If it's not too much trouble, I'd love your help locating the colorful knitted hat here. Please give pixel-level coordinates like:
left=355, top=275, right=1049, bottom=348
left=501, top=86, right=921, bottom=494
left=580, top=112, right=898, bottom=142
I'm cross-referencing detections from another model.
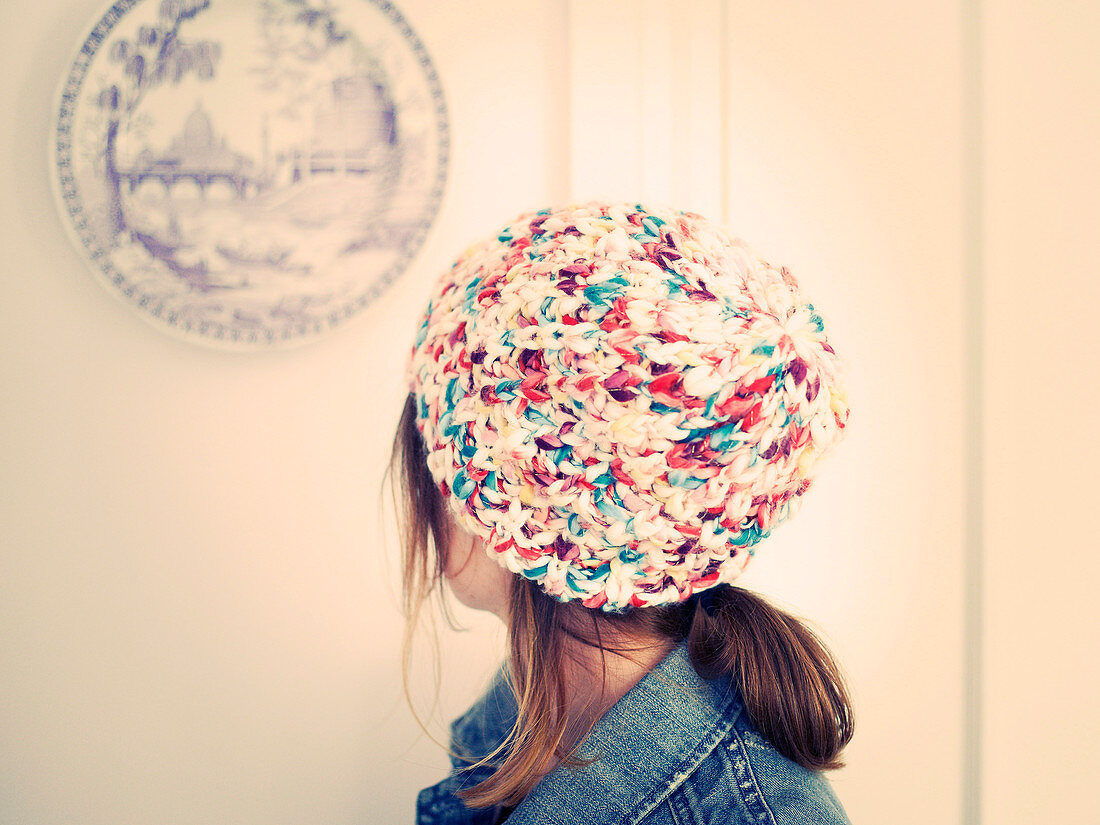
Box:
left=406, top=202, right=849, bottom=611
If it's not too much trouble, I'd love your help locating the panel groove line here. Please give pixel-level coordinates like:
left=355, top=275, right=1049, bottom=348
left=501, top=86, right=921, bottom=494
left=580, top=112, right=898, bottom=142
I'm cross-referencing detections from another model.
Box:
left=567, top=0, right=724, bottom=211
left=962, top=0, right=984, bottom=823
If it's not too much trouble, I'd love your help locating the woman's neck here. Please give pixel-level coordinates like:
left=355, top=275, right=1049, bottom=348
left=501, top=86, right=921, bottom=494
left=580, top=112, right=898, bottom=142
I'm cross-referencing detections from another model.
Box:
left=557, top=632, right=677, bottom=756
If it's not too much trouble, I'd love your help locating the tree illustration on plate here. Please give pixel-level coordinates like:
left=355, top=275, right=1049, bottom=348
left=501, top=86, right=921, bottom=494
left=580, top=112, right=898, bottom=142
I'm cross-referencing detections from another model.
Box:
left=96, top=0, right=220, bottom=239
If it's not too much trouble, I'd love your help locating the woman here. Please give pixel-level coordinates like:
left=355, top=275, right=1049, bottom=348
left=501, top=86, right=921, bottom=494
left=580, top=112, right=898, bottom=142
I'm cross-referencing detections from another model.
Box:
left=391, top=202, right=853, bottom=824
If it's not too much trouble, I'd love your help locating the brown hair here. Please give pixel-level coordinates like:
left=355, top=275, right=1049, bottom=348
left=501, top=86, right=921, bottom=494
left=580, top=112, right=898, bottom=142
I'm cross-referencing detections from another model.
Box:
left=388, top=393, right=853, bottom=808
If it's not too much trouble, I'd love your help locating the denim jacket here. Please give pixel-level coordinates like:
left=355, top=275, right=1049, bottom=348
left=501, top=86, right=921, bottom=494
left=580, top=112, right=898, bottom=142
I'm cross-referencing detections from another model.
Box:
left=417, top=642, right=851, bottom=825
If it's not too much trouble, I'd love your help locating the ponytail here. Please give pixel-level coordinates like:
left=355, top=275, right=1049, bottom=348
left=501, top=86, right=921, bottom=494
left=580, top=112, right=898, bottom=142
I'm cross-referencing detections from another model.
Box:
left=458, top=583, right=852, bottom=809
left=687, top=585, right=853, bottom=771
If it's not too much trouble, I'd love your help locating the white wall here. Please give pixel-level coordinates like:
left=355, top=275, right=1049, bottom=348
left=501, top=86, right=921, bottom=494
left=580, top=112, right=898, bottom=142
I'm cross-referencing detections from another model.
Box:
left=1, top=1, right=1095, bottom=824
left=0, top=2, right=566, bottom=823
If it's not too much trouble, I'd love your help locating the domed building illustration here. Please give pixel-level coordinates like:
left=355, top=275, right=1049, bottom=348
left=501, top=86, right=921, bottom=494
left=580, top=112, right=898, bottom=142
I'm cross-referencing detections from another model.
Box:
left=120, top=103, right=258, bottom=199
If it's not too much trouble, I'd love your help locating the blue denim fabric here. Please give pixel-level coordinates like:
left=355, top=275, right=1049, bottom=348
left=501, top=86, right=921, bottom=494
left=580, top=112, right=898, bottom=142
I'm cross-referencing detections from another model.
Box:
left=417, top=642, right=851, bottom=825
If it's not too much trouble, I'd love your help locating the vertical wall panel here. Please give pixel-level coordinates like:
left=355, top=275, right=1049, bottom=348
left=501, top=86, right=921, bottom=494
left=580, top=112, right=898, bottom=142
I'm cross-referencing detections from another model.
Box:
left=568, top=0, right=724, bottom=211
left=981, top=3, right=1100, bottom=823
left=722, top=3, right=967, bottom=823
left=681, top=0, right=726, bottom=221
left=638, top=0, right=677, bottom=202
left=568, top=4, right=644, bottom=199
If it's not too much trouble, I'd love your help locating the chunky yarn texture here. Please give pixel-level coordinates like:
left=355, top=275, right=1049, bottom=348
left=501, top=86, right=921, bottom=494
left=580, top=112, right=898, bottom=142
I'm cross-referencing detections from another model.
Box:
left=406, top=202, right=849, bottom=611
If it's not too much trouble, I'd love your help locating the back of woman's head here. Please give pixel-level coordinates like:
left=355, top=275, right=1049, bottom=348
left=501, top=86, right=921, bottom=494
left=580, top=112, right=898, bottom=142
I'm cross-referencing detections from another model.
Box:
left=390, top=202, right=853, bottom=807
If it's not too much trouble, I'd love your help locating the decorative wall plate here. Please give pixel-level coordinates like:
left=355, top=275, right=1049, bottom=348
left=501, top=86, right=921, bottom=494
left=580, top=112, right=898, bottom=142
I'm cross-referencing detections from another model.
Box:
left=51, top=0, right=448, bottom=348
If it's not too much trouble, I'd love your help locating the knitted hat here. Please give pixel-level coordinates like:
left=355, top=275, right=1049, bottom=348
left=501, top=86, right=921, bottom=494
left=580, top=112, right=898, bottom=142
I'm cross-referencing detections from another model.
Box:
left=406, top=202, right=849, bottom=611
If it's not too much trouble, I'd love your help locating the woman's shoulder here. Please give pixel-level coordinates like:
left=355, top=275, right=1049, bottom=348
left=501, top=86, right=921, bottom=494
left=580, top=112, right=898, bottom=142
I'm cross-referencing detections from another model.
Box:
left=653, top=692, right=850, bottom=825
left=448, top=664, right=517, bottom=768
left=428, top=645, right=850, bottom=825
left=496, top=642, right=849, bottom=825
left=417, top=667, right=517, bottom=825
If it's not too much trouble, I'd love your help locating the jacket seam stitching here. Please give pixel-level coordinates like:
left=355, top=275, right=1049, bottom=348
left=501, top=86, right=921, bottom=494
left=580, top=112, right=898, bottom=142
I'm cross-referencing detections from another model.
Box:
left=730, top=730, right=778, bottom=825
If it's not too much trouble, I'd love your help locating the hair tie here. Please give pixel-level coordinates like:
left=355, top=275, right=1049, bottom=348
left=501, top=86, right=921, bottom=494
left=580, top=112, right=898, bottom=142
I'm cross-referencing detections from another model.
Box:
left=696, top=585, right=729, bottom=618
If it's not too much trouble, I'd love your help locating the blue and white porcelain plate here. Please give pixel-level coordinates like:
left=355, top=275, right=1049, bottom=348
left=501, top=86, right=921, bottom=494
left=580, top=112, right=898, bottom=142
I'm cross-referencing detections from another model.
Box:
left=51, top=0, right=448, bottom=348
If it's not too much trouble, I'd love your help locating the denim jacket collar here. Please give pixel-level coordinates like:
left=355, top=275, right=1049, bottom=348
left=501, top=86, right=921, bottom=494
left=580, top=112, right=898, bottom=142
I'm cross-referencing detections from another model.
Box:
left=419, top=642, right=743, bottom=825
